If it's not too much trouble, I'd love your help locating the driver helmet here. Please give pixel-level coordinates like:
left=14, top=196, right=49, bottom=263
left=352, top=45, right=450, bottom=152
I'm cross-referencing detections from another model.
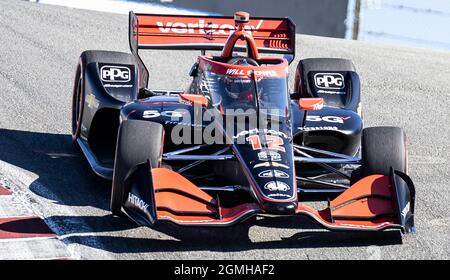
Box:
left=224, top=76, right=253, bottom=101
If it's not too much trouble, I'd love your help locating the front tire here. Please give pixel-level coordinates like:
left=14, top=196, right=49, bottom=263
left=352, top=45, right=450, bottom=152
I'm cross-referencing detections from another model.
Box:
left=360, top=127, right=407, bottom=177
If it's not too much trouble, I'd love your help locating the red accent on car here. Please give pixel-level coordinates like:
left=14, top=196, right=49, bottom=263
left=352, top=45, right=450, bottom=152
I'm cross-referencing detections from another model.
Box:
left=299, top=98, right=324, bottom=111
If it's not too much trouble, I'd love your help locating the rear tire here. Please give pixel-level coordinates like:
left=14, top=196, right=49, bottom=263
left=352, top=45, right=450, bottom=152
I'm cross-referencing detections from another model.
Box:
left=71, top=62, right=84, bottom=145
left=294, top=58, right=360, bottom=113
left=295, top=58, right=356, bottom=97
left=71, top=50, right=139, bottom=146
left=360, top=127, right=407, bottom=177
left=110, top=120, right=164, bottom=216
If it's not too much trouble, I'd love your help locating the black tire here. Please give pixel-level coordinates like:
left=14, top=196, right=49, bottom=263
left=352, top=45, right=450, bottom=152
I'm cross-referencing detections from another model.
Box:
left=298, top=58, right=356, bottom=73
left=110, top=120, right=164, bottom=215
left=71, top=62, right=84, bottom=145
left=360, top=127, right=407, bottom=177
left=80, top=50, right=138, bottom=67
left=295, top=58, right=356, bottom=96
left=294, top=58, right=360, bottom=112
left=71, top=50, right=137, bottom=145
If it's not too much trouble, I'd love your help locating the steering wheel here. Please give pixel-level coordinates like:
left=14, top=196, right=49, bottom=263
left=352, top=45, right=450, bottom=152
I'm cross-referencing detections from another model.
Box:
left=226, top=56, right=259, bottom=67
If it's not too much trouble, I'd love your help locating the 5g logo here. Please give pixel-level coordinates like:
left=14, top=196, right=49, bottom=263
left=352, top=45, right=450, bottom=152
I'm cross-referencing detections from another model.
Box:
left=314, top=73, right=345, bottom=90
left=101, top=65, right=131, bottom=82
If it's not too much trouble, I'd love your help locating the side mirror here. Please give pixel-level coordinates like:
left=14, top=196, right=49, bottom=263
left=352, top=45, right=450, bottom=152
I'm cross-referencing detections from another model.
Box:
left=299, top=98, right=324, bottom=111
left=179, top=94, right=209, bottom=107
left=189, top=63, right=198, bottom=77
left=283, top=54, right=294, bottom=64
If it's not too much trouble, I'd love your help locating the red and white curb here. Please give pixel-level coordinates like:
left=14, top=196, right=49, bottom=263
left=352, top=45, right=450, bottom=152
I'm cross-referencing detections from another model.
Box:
left=0, top=184, right=11, bottom=196
left=0, top=183, right=72, bottom=260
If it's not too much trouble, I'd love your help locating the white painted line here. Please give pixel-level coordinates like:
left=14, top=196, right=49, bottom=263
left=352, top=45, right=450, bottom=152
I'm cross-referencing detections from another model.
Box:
left=0, top=215, right=44, bottom=219
left=58, top=232, right=101, bottom=240
left=0, top=236, right=56, bottom=243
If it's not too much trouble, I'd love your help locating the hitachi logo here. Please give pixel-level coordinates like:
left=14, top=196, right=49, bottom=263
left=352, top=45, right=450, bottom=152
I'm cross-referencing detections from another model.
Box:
left=128, top=193, right=149, bottom=211
left=156, top=19, right=264, bottom=35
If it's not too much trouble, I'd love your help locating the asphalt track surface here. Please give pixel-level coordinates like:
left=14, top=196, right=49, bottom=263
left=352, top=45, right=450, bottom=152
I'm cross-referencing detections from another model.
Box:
left=0, top=0, right=449, bottom=259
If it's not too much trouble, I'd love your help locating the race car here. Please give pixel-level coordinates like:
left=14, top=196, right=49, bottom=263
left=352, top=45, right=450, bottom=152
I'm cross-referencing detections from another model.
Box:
left=71, top=11, right=415, bottom=233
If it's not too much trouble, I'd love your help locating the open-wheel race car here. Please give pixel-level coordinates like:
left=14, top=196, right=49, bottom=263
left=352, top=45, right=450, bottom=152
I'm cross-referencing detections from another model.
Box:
left=71, top=11, right=415, bottom=233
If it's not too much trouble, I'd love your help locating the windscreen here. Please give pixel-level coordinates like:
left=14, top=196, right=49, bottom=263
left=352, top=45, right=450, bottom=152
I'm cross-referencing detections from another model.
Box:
left=203, top=71, right=289, bottom=117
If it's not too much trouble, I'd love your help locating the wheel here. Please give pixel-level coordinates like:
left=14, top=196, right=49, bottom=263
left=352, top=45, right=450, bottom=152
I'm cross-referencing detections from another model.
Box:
left=360, top=127, right=407, bottom=177
left=110, top=119, right=164, bottom=215
left=71, top=62, right=84, bottom=145
left=71, top=50, right=140, bottom=146
left=294, top=58, right=360, bottom=113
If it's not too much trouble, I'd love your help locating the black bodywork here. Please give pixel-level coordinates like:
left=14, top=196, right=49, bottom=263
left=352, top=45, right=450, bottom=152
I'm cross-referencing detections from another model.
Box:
left=76, top=58, right=362, bottom=206
left=72, top=11, right=415, bottom=233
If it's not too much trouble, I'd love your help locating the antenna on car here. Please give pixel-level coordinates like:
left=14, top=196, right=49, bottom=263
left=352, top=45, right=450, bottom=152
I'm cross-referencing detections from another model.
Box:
left=234, top=11, right=250, bottom=30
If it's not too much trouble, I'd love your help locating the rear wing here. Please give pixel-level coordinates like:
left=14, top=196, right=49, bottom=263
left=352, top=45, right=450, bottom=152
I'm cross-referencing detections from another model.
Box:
left=129, top=11, right=295, bottom=57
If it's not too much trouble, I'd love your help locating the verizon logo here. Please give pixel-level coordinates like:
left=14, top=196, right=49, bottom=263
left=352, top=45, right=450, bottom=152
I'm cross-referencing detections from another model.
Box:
left=156, top=19, right=264, bottom=35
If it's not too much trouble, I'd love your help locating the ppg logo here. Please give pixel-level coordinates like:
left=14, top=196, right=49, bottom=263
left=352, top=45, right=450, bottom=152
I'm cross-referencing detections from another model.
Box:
left=314, top=73, right=345, bottom=89
left=101, top=65, right=131, bottom=82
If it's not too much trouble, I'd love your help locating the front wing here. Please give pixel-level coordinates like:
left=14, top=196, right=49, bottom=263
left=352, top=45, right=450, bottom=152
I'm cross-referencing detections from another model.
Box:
left=122, top=164, right=415, bottom=233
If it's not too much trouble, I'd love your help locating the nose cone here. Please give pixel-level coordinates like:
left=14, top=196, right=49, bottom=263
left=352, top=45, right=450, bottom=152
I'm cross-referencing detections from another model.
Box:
left=232, top=128, right=298, bottom=214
